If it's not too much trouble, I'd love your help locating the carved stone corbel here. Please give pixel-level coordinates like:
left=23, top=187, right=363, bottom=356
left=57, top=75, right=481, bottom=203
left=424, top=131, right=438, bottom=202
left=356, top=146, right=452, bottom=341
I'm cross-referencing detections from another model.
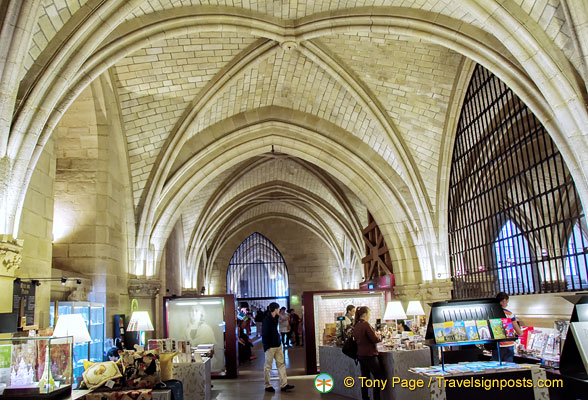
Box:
left=128, top=278, right=161, bottom=298
left=394, top=280, right=453, bottom=302
left=0, top=235, right=24, bottom=276
left=67, top=281, right=91, bottom=301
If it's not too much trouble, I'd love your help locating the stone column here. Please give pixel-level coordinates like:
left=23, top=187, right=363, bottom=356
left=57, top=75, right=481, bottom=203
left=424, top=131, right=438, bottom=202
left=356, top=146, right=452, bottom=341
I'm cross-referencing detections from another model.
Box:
left=128, top=279, right=162, bottom=339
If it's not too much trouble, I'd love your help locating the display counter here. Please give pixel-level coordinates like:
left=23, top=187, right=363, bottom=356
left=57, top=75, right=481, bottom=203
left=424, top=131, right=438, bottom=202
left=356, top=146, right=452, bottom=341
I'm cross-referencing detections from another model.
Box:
left=304, top=289, right=387, bottom=374
left=319, top=345, right=431, bottom=400
left=409, top=361, right=549, bottom=400
left=172, top=358, right=211, bottom=400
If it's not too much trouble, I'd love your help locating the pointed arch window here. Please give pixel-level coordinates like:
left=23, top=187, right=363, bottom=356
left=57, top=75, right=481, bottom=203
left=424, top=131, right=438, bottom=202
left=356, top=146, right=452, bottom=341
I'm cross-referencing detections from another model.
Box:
left=565, top=222, right=588, bottom=290
left=227, top=233, right=289, bottom=299
left=449, top=64, right=587, bottom=298
left=494, top=220, right=535, bottom=294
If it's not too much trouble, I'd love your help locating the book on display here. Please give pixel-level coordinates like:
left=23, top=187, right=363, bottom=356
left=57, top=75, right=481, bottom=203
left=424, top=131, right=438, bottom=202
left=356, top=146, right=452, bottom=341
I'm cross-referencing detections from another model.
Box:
left=433, top=323, right=446, bottom=344
left=452, top=321, right=468, bottom=341
left=476, top=320, right=492, bottom=340
left=490, top=318, right=506, bottom=339
left=443, top=321, right=455, bottom=342
left=464, top=320, right=480, bottom=340
left=501, top=318, right=516, bottom=338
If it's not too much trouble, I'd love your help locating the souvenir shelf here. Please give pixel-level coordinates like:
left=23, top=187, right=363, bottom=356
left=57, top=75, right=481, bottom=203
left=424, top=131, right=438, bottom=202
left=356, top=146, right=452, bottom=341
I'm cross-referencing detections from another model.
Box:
left=49, top=302, right=104, bottom=382
left=0, top=335, right=74, bottom=399
left=425, top=298, right=513, bottom=370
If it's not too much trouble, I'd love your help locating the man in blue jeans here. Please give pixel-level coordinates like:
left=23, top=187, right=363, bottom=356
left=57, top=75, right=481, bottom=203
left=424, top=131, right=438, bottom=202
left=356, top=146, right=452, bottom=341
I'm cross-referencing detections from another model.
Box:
left=262, top=302, right=295, bottom=393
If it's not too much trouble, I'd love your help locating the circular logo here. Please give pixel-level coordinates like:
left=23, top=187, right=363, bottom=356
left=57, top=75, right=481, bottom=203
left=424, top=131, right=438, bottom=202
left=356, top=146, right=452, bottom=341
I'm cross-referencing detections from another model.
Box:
left=314, top=373, right=334, bottom=393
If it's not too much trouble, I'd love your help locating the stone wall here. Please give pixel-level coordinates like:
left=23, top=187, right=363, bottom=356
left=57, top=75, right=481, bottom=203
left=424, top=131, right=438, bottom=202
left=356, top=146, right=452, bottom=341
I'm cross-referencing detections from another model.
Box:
left=51, top=80, right=130, bottom=335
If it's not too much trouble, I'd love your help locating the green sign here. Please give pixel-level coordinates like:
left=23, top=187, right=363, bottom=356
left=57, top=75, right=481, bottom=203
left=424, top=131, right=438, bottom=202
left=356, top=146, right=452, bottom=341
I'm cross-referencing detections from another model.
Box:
left=0, top=345, right=11, bottom=369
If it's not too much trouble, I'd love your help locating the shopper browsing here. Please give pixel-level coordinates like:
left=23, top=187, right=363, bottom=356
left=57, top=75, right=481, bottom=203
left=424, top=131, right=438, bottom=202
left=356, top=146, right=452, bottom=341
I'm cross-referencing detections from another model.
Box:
left=493, top=292, right=523, bottom=362
left=288, top=308, right=301, bottom=346
left=262, top=302, right=295, bottom=393
left=254, top=308, right=264, bottom=337
left=353, top=306, right=385, bottom=400
left=397, top=321, right=411, bottom=333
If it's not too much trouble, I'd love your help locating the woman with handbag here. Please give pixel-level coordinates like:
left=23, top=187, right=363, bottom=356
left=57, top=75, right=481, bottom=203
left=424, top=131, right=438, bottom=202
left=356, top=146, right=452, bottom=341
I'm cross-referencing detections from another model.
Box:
left=353, top=306, right=385, bottom=400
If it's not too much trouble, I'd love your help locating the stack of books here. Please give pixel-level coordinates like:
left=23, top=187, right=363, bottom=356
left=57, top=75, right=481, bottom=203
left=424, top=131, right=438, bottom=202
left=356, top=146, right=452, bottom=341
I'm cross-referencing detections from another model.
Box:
left=409, top=361, right=537, bottom=377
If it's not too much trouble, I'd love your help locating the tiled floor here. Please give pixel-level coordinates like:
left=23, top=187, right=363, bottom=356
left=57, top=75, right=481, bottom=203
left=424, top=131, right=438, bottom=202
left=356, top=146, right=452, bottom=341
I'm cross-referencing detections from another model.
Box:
left=211, top=336, right=349, bottom=399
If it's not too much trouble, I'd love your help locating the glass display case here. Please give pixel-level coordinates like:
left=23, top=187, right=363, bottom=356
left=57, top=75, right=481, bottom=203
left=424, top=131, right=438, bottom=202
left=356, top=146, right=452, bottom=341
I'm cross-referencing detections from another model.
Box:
left=164, top=295, right=237, bottom=378
left=49, top=302, right=104, bottom=382
left=560, top=295, right=588, bottom=379
left=302, top=289, right=387, bottom=374
left=0, top=336, right=73, bottom=399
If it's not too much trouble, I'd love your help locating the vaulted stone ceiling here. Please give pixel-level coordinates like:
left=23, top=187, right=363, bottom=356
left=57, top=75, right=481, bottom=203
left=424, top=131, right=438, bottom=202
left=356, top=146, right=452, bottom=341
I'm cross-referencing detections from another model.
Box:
left=6, top=0, right=587, bottom=290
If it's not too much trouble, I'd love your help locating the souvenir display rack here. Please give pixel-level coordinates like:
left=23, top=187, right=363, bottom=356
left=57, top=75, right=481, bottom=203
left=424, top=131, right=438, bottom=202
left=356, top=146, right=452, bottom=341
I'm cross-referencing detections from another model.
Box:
left=425, top=298, right=511, bottom=370
left=0, top=335, right=74, bottom=399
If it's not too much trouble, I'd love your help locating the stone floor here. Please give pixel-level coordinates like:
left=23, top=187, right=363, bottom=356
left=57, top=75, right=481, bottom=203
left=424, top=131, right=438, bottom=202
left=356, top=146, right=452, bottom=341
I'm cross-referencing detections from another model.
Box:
left=211, top=335, right=349, bottom=399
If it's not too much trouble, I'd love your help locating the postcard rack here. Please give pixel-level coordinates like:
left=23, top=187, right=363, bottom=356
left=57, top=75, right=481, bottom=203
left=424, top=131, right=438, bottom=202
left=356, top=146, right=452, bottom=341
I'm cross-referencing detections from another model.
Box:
left=425, top=298, right=510, bottom=370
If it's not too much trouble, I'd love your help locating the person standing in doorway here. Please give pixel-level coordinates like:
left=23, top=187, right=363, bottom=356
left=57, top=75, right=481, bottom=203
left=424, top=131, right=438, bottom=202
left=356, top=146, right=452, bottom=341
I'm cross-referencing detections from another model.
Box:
left=278, top=307, right=291, bottom=347
left=262, top=302, right=295, bottom=393
left=493, top=292, right=523, bottom=362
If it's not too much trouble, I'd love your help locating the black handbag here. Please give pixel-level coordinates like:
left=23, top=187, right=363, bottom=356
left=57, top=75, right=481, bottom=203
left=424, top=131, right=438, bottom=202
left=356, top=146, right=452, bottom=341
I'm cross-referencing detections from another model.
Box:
left=342, top=335, right=358, bottom=361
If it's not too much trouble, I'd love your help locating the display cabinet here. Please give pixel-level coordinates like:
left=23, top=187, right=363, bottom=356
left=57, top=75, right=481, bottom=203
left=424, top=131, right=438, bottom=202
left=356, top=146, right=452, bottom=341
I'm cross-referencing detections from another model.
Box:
left=560, top=295, right=588, bottom=379
left=49, top=302, right=104, bottom=382
left=302, top=289, right=387, bottom=374
left=425, top=298, right=513, bottom=369
left=164, top=295, right=237, bottom=378
left=0, top=335, right=73, bottom=399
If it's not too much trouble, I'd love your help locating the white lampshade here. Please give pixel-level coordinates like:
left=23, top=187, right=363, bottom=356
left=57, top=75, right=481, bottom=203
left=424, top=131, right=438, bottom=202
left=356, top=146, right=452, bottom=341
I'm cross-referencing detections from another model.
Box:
left=406, top=301, right=425, bottom=316
left=53, top=314, right=91, bottom=343
left=383, top=301, right=407, bottom=320
left=127, top=311, right=154, bottom=332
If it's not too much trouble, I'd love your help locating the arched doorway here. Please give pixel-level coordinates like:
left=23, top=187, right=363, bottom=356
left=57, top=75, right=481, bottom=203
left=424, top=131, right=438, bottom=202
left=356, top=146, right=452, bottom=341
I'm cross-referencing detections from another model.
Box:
left=227, top=233, right=289, bottom=313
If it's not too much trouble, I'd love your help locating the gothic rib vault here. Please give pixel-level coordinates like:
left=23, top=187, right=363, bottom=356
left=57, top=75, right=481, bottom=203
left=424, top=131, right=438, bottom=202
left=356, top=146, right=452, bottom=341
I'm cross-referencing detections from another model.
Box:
left=1, top=1, right=587, bottom=319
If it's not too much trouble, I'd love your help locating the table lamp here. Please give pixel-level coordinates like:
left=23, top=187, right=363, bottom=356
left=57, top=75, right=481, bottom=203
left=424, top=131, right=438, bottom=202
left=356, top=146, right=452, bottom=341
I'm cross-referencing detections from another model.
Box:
left=406, top=301, right=426, bottom=329
left=53, top=313, right=92, bottom=343
left=127, top=311, right=154, bottom=347
left=52, top=314, right=92, bottom=387
left=383, top=301, right=407, bottom=334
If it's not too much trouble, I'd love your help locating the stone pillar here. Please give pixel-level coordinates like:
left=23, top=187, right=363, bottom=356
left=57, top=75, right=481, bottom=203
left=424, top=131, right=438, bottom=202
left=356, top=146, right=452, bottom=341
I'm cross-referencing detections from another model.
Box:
left=128, top=279, right=162, bottom=339
left=0, top=235, right=23, bottom=313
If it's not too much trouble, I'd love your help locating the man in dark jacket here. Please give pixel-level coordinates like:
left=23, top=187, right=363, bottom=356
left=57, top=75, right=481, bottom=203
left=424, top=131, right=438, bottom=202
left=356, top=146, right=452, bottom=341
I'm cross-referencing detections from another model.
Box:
left=262, top=302, right=295, bottom=393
